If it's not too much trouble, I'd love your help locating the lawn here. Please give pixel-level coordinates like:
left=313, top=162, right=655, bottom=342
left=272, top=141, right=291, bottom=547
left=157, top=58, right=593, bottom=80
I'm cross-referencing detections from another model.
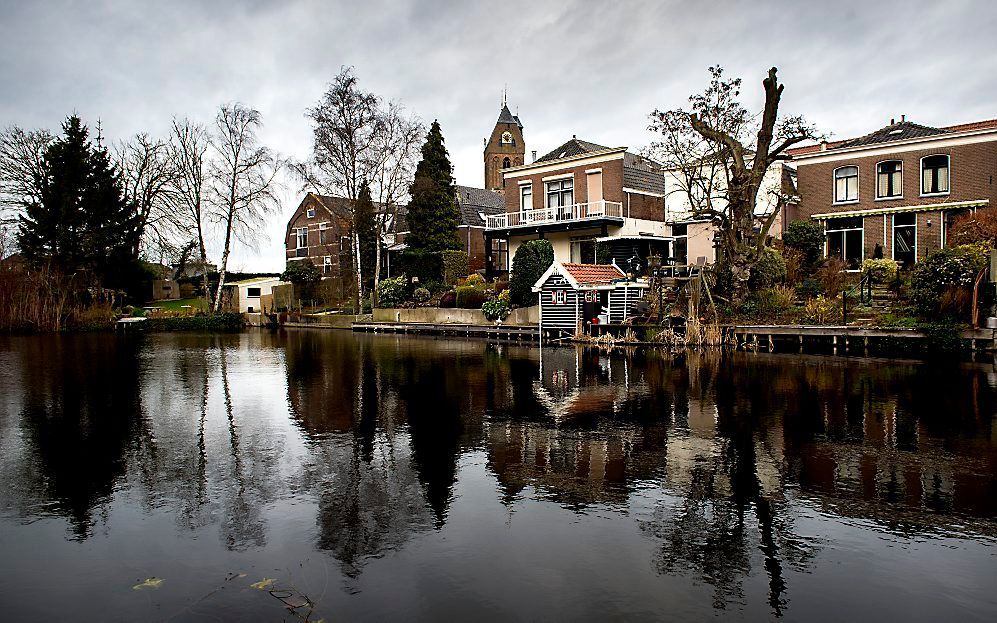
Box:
left=143, top=297, right=210, bottom=312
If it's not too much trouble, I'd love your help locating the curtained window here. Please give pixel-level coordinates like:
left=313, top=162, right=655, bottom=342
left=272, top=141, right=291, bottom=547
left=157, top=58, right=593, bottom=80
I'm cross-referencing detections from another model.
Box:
left=876, top=161, right=902, bottom=198
left=922, top=155, right=950, bottom=195
left=834, top=166, right=859, bottom=202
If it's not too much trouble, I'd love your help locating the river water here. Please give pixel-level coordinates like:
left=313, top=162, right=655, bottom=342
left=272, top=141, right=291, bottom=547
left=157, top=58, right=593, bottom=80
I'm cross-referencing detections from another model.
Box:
left=0, top=330, right=995, bottom=621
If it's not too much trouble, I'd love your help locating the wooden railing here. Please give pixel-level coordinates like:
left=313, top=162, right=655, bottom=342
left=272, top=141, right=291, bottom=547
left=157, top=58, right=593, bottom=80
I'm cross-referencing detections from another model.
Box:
left=486, top=200, right=624, bottom=229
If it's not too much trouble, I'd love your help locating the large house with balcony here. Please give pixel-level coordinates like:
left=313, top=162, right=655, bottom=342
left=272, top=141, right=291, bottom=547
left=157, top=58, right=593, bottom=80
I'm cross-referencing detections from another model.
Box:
left=788, top=117, right=997, bottom=269
left=484, top=137, right=677, bottom=279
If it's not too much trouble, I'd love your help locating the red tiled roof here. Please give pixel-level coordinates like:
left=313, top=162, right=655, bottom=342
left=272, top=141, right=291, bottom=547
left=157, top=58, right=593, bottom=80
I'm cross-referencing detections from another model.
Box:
left=561, top=263, right=625, bottom=285
left=943, top=118, right=997, bottom=132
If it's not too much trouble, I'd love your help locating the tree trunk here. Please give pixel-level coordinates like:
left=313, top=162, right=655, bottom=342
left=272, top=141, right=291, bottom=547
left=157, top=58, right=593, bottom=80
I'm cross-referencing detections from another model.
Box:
left=353, top=231, right=362, bottom=313
left=213, top=213, right=233, bottom=312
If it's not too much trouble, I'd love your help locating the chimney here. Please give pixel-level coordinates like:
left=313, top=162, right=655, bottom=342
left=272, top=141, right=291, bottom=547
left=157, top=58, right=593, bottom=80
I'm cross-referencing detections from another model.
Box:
left=820, top=141, right=827, bottom=152
left=890, top=118, right=895, bottom=125
left=531, top=150, right=537, bottom=163
left=572, top=134, right=576, bottom=139
left=901, top=114, right=906, bottom=123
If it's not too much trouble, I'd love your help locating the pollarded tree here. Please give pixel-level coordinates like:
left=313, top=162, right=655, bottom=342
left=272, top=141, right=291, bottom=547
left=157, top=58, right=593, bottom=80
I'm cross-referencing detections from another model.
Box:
left=405, top=120, right=460, bottom=253
left=649, top=66, right=822, bottom=303
left=17, top=115, right=140, bottom=288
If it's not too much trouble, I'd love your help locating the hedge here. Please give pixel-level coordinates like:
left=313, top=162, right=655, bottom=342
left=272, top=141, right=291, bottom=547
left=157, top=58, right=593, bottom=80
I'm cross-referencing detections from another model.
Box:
left=509, top=239, right=554, bottom=306
left=144, top=313, right=245, bottom=332
left=442, top=250, right=469, bottom=285
left=397, top=249, right=443, bottom=284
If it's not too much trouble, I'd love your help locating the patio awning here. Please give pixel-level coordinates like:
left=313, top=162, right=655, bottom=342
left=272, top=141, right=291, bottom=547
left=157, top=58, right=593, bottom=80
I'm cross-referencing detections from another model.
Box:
left=593, top=234, right=672, bottom=242
left=810, top=199, right=989, bottom=220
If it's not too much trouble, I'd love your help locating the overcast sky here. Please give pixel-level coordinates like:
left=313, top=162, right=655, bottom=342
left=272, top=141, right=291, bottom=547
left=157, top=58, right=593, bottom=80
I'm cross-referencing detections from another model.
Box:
left=2, top=0, right=994, bottom=271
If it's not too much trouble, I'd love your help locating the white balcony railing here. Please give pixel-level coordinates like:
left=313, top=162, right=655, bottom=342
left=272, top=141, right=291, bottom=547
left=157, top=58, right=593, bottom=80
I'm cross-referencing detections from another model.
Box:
left=486, top=200, right=624, bottom=230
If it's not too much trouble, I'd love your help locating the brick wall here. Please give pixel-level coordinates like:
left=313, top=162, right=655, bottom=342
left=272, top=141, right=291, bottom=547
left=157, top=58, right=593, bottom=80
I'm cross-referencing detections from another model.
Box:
left=504, top=158, right=626, bottom=212
left=284, top=195, right=352, bottom=273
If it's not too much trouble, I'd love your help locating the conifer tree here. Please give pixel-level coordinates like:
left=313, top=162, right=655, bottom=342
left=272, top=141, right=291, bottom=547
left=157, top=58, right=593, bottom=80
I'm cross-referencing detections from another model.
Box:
left=353, top=180, right=378, bottom=289
left=405, top=121, right=460, bottom=253
left=18, top=115, right=139, bottom=288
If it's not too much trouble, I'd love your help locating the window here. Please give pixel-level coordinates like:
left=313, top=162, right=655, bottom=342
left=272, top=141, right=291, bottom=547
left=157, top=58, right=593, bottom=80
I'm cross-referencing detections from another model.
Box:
left=892, top=213, right=916, bottom=266
left=672, top=224, right=688, bottom=265
left=876, top=161, right=902, bottom=199
left=520, top=183, right=532, bottom=211
left=295, top=227, right=308, bottom=249
left=491, top=238, right=508, bottom=271
left=319, top=222, right=328, bottom=245
left=922, top=155, right=950, bottom=195
left=554, top=290, right=566, bottom=305
left=323, top=256, right=332, bottom=273
left=834, top=166, right=859, bottom=203
left=502, top=157, right=511, bottom=169
left=306, top=207, right=315, bottom=218
left=825, top=216, right=863, bottom=270
left=247, top=287, right=261, bottom=297
left=546, top=178, right=573, bottom=209
left=570, top=237, right=596, bottom=264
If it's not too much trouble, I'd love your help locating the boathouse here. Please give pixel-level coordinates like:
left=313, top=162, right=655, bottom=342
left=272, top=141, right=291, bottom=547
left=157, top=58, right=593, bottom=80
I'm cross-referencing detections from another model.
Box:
left=533, top=262, right=648, bottom=333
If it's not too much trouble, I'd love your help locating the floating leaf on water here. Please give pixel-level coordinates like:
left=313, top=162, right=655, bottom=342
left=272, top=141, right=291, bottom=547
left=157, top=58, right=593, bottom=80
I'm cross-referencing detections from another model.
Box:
left=250, top=578, right=274, bottom=590
left=132, top=577, right=164, bottom=590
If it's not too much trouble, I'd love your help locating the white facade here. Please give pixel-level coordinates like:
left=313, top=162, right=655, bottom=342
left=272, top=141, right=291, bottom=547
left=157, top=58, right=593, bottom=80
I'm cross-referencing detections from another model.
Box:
left=231, top=278, right=283, bottom=314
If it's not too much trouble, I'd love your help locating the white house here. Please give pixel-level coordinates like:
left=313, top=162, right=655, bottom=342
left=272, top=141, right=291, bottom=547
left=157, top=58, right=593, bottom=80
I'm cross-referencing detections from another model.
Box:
left=228, top=277, right=284, bottom=314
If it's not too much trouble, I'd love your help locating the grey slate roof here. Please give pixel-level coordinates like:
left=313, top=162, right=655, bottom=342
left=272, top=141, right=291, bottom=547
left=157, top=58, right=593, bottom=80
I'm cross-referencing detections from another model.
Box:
left=455, top=185, right=504, bottom=227
left=496, top=105, right=523, bottom=129
left=314, top=193, right=409, bottom=233
left=535, top=138, right=611, bottom=163
left=623, top=152, right=666, bottom=195
left=834, top=121, right=949, bottom=149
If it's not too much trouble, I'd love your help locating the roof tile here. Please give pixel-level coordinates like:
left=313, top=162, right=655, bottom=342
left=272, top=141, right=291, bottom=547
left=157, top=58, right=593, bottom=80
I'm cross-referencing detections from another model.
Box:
left=561, top=262, right=626, bottom=285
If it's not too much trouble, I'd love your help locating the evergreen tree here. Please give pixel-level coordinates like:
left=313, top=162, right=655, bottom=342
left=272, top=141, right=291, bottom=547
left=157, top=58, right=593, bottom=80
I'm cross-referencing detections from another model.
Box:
left=18, top=116, right=139, bottom=288
left=405, top=121, right=460, bottom=253
left=353, top=180, right=378, bottom=288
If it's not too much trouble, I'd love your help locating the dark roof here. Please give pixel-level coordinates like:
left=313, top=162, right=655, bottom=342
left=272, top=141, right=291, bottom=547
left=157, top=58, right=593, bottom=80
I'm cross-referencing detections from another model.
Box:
left=623, top=152, right=666, bottom=195
left=834, top=121, right=949, bottom=149
left=455, top=185, right=504, bottom=227
left=496, top=105, right=523, bottom=129
left=312, top=194, right=354, bottom=218
left=535, top=137, right=611, bottom=163
left=309, top=193, right=409, bottom=233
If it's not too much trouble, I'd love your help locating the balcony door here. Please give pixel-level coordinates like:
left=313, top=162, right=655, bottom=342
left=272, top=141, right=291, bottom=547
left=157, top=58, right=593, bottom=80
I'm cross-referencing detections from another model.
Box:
left=586, top=171, right=603, bottom=217
left=546, top=178, right=573, bottom=220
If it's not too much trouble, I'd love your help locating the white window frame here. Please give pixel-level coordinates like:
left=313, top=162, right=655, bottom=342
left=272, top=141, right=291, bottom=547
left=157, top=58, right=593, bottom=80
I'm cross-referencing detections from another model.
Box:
left=554, top=289, right=566, bottom=305
left=920, top=154, right=951, bottom=197
left=520, top=183, right=532, bottom=211
left=319, top=222, right=329, bottom=245
left=306, top=207, right=316, bottom=218
left=832, top=165, right=859, bottom=204
left=545, top=178, right=574, bottom=210
left=875, top=160, right=903, bottom=201
left=891, top=213, right=917, bottom=265
left=295, top=227, right=308, bottom=249
left=323, top=255, right=332, bottom=273
left=824, top=216, right=864, bottom=271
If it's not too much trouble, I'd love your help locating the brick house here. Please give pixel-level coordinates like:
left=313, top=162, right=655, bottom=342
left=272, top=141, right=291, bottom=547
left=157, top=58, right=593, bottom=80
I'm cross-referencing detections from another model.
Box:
left=789, top=117, right=997, bottom=269
left=456, top=185, right=505, bottom=272
left=485, top=137, right=674, bottom=279
left=284, top=192, right=354, bottom=298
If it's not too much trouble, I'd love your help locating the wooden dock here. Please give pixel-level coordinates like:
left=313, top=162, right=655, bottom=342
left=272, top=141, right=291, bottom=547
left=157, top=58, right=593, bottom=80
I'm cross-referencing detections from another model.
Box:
left=352, top=322, right=539, bottom=341
left=729, top=324, right=997, bottom=353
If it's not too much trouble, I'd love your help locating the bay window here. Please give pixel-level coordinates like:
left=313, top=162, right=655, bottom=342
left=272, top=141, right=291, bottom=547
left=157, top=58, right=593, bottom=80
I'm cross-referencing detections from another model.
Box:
left=825, top=216, right=863, bottom=270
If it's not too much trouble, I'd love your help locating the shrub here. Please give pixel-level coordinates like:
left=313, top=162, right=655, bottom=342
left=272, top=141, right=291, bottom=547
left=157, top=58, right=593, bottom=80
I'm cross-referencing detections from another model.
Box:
left=464, top=273, right=485, bottom=286
left=281, top=259, right=321, bottom=284
left=423, top=280, right=447, bottom=294
left=782, top=248, right=806, bottom=285
left=482, top=297, right=511, bottom=321
left=509, top=239, right=554, bottom=306
left=412, top=287, right=431, bottom=304
left=910, top=244, right=989, bottom=317
left=144, top=312, right=245, bottom=332
left=442, top=250, right=469, bottom=285
left=817, top=257, right=849, bottom=296
left=947, top=210, right=997, bottom=246
left=439, top=291, right=457, bottom=308
left=803, top=295, right=839, bottom=324
left=782, top=221, right=825, bottom=267
left=862, top=258, right=899, bottom=283
left=749, top=247, right=787, bottom=289
left=397, top=249, right=443, bottom=284
left=455, top=285, right=488, bottom=309
left=376, top=276, right=408, bottom=308
left=757, top=285, right=796, bottom=316
left=795, top=278, right=822, bottom=300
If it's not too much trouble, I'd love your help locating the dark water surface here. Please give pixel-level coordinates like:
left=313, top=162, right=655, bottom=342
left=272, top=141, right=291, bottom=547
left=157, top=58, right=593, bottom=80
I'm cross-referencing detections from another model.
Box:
left=1, top=331, right=996, bottom=621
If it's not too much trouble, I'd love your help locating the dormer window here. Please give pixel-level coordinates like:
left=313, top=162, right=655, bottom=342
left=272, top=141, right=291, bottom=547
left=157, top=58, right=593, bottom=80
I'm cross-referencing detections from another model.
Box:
left=833, top=166, right=859, bottom=203
left=876, top=161, right=902, bottom=199
left=921, top=155, right=950, bottom=195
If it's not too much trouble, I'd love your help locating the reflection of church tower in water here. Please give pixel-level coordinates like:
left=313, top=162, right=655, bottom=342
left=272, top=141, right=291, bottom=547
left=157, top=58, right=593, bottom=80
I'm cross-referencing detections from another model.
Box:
left=483, top=91, right=525, bottom=193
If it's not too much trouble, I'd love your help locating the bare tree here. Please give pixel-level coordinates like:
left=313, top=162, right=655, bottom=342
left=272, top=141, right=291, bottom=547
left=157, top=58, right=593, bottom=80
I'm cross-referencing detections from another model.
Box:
left=169, top=118, right=212, bottom=304
left=209, top=103, right=281, bottom=312
left=0, top=126, right=52, bottom=230
left=649, top=66, right=821, bottom=302
left=117, top=133, right=178, bottom=262
left=297, top=67, right=422, bottom=307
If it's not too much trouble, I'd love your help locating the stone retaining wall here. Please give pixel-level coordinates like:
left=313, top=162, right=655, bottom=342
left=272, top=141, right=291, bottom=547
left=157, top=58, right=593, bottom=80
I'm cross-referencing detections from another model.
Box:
left=372, top=306, right=539, bottom=325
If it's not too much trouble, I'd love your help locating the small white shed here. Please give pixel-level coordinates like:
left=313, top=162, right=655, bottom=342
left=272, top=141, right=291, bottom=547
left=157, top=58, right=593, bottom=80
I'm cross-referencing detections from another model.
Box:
left=228, top=277, right=284, bottom=313
left=532, top=262, right=647, bottom=332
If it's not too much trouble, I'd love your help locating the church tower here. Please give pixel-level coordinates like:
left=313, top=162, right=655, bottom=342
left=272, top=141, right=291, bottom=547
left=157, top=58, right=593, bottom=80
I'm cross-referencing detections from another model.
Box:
left=484, top=96, right=525, bottom=193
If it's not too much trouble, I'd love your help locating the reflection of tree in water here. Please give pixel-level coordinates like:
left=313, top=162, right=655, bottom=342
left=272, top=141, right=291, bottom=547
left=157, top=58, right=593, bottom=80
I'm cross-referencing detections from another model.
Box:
left=14, top=334, right=147, bottom=540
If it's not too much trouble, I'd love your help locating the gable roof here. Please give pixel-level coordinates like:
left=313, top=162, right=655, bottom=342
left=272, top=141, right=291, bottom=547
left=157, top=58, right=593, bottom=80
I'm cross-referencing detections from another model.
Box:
left=455, top=185, right=504, bottom=227
left=788, top=117, right=997, bottom=157
left=532, top=137, right=666, bottom=195
left=496, top=104, right=523, bottom=129
left=533, top=261, right=628, bottom=291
